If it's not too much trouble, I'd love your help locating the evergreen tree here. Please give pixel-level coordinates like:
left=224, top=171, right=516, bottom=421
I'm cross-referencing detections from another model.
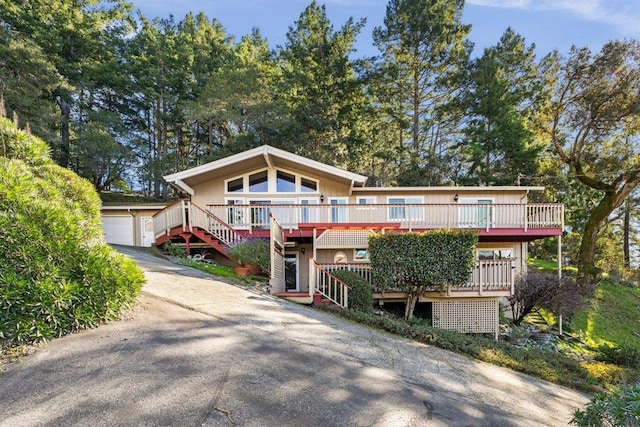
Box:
left=372, top=0, right=471, bottom=186
left=458, top=28, right=549, bottom=185
left=277, top=1, right=368, bottom=169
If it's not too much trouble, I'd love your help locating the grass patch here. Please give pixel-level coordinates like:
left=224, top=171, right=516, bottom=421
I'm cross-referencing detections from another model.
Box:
left=570, top=280, right=640, bottom=351
left=175, top=257, right=267, bottom=286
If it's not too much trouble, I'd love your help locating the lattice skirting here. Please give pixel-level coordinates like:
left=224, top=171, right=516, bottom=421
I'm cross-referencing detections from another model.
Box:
left=315, top=229, right=374, bottom=248
left=431, top=298, right=499, bottom=336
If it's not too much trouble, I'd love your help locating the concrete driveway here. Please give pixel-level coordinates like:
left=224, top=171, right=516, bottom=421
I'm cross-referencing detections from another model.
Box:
left=0, top=247, right=589, bottom=426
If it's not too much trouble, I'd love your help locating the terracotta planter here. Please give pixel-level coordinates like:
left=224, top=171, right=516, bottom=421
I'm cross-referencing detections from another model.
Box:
left=234, top=266, right=249, bottom=277
left=245, top=263, right=261, bottom=275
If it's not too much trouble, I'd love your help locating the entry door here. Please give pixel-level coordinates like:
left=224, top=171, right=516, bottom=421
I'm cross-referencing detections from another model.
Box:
left=141, top=217, right=155, bottom=247
left=284, top=252, right=298, bottom=291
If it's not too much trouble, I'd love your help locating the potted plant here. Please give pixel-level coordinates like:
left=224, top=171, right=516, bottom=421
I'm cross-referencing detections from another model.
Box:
left=228, top=238, right=270, bottom=275
left=506, top=325, right=530, bottom=346
left=530, top=328, right=554, bottom=344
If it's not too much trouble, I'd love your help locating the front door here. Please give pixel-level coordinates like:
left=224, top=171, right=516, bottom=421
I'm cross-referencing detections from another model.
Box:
left=284, top=252, right=298, bottom=291
left=141, top=217, right=155, bottom=247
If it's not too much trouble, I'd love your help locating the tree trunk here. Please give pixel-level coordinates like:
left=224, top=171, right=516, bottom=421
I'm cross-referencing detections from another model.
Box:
left=56, top=97, right=71, bottom=168
left=404, top=285, right=422, bottom=321
left=577, top=191, right=622, bottom=289
left=624, top=198, right=631, bottom=270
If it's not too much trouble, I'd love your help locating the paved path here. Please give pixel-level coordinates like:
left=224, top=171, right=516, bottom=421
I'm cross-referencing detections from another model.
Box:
left=0, top=247, right=589, bottom=426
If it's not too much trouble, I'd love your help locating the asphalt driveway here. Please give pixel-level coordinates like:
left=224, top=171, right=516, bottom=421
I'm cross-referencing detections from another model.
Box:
left=0, top=247, right=589, bottom=426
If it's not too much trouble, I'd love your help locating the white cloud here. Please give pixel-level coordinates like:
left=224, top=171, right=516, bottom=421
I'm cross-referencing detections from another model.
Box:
left=467, top=0, right=640, bottom=35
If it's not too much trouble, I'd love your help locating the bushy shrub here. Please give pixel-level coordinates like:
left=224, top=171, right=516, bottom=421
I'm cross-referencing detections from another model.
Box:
left=596, top=343, right=640, bottom=370
left=0, top=118, right=144, bottom=344
left=509, top=271, right=587, bottom=324
left=571, top=383, right=640, bottom=426
left=331, top=269, right=373, bottom=313
left=228, top=238, right=270, bottom=271
left=369, top=230, right=477, bottom=319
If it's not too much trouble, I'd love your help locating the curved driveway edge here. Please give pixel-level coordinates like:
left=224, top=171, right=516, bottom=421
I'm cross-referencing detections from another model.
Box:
left=0, top=246, right=589, bottom=426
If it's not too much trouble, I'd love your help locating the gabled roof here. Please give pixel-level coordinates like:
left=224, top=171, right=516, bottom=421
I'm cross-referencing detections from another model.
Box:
left=164, top=145, right=368, bottom=195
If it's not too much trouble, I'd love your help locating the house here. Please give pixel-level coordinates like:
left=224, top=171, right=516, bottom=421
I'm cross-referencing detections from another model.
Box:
left=154, top=145, right=563, bottom=337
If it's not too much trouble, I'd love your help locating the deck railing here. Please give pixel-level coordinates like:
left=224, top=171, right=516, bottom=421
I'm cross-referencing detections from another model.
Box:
left=310, top=260, right=350, bottom=307
left=153, top=200, right=188, bottom=238
left=153, top=200, right=244, bottom=246
left=318, top=259, right=514, bottom=295
left=205, top=203, right=563, bottom=232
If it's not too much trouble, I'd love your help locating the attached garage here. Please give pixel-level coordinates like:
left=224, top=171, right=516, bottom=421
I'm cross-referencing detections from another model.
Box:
left=100, top=204, right=167, bottom=247
left=101, top=215, right=134, bottom=246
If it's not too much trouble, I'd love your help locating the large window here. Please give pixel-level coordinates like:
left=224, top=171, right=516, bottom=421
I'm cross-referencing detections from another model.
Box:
left=277, top=171, right=296, bottom=192
left=459, top=199, right=493, bottom=228
left=329, top=198, right=348, bottom=223
left=225, top=169, right=318, bottom=194
left=249, top=171, right=268, bottom=192
left=388, top=197, right=423, bottom=221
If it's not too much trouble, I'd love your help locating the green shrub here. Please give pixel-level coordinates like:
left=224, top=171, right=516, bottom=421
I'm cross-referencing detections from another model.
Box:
left=163, top=241, right=186, bottom=257
left=331, top=269, right=373, bottom=313
left=571, top=383, right=640, bottom=426
left=369, top=230, right=477, bottom=319
left=228, top=238, right=270, bottom=271
left=0, top=119, right=144, bottom=344
left=596, top=343, right=640, bottom=370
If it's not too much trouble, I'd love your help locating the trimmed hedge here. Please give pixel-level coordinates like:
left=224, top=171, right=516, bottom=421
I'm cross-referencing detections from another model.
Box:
left=369, top=230, right=478, bottom=292
left=331, top=269, right=373, bottom=313
left=0, top=118, right=144, bottom=344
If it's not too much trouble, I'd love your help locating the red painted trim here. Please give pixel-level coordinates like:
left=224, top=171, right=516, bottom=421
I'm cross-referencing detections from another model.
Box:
left=298, top=223, right=401, bottom=230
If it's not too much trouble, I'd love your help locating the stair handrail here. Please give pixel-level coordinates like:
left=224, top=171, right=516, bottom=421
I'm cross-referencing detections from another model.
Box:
left=311, top=259, right=351, bottom=308
left=189, top=202, right=244, bottom=247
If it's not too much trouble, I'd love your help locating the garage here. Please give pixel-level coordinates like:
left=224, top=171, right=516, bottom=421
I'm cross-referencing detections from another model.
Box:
left=101, top=215, right=134, bottom=246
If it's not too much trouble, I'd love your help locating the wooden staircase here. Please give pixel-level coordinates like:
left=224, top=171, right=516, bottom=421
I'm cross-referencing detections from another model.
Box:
left=153, top=200, right=244, bottom=259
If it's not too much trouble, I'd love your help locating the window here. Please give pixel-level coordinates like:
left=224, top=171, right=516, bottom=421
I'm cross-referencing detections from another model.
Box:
left=357, top=197, right=376, bottom=205
left=276, top=171, right=296, bottom=192
left=300, top=198, right=318, bottom=223
left=354, top=249, right=370, bottom=261
left=227, top=177, right=243, bottom=193
left=226, top=199, right=245, bottom=225
left=249, top=171, right=268, bottom=192
left=301, top=177, right=318, bottom=193
left=388, top=197, right=423, bottom=221
left=459, top=199, right=493, bottom=228
left=329, top=198, right=348, bottom=223
left=226, top=169, right=318, bottom=194
left=477, top=249, right=512, bottom=260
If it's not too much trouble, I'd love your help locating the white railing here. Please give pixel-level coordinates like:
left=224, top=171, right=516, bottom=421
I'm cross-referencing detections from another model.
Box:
left=205, top=203, right=563, bottom=232
left=153, top=199, right=244, bottom=246
left=310, top=260, right=350, bottom=307
left=153, top=200, right=188, bottom=238
left=458, top=259, right=514, bottom=295
left=190, top=203, right=243, bottom=246
left=316, top=259, right=514, bottom=295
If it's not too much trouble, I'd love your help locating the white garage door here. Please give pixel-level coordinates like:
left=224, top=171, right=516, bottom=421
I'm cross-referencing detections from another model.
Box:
left=101, top=215, right=134, bottom=246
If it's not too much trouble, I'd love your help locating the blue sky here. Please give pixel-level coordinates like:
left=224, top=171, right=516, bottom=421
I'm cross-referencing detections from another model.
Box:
left=130, top=0, right=640, bottom=58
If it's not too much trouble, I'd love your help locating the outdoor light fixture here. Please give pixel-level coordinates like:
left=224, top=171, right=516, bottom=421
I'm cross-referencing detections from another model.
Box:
left=320, top=194, right=324, bottom=202
left=454, top=194, right=459, bottom=202
left=301, top=248, right=306, bottom=255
